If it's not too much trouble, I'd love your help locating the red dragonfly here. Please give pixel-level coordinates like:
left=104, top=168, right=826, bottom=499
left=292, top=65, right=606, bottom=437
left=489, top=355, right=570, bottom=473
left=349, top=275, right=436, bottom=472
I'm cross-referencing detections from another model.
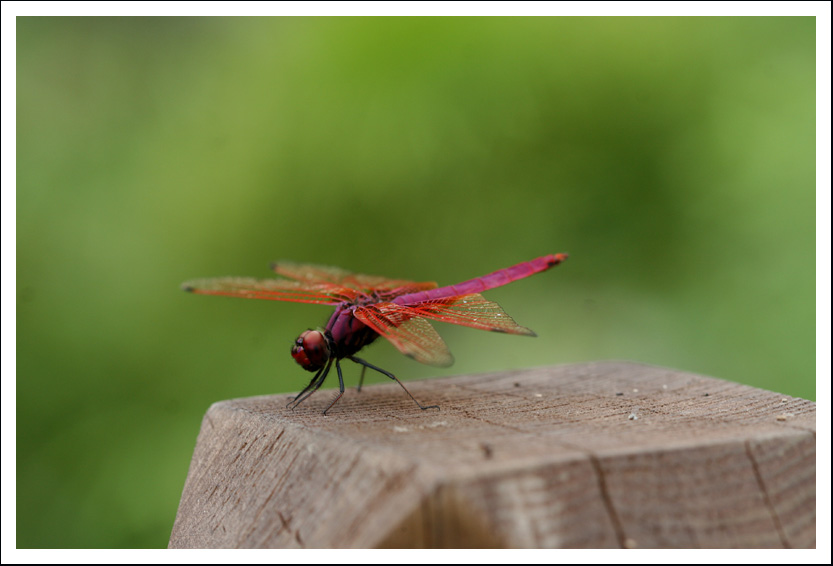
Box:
left=182, top=253, right=568, bottom=414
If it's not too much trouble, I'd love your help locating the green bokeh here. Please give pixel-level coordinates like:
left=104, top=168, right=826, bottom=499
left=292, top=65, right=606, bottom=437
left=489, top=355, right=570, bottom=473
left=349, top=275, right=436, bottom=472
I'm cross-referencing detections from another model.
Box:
left=16, top=17, right=815, bottom=548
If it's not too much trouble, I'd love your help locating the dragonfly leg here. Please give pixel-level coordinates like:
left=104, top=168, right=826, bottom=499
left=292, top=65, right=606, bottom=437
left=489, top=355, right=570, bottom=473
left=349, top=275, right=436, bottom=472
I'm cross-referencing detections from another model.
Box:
left=357, top=364, right=368, bottom=392
left=287, top=358, right=333, bottom=410
left=287, top=364, right=324, bottom=407
left=321, top=358, right=347, bottom=415
left=348, top=356, right=440, bottom=411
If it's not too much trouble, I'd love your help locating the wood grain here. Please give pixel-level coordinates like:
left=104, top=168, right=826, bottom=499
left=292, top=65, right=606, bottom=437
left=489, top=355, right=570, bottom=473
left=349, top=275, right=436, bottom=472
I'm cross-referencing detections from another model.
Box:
left=168, top=361, right=816, bottom=548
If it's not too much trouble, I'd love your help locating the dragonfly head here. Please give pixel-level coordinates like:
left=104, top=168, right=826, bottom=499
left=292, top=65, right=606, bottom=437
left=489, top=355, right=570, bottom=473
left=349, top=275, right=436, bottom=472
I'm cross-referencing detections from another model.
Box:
left=291, top=329, right=331, bottom=372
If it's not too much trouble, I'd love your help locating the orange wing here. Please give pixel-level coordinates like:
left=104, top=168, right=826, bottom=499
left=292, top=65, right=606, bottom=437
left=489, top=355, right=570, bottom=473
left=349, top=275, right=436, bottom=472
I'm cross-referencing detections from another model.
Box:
left=271, top=261, right=438, bottom=296
left=353, top=293, right=533, bottom=366
left=395, top=293, right=535, bottom=335
left=183, top=262, right=439, bottom=305
left=181, top=276, right=357, bottom=305
left=353, top=304, right=454, bottom=367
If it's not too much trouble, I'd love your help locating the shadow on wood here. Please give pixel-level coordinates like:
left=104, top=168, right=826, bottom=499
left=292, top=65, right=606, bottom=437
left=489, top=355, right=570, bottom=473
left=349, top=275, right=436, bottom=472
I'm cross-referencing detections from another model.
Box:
left=168, top=361, right=816, bottom=548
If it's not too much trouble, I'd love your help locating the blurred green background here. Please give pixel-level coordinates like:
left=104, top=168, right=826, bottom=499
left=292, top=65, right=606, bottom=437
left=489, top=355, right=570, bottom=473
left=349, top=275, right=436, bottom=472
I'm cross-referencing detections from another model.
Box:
left=16, top=17, right=815, bottom=548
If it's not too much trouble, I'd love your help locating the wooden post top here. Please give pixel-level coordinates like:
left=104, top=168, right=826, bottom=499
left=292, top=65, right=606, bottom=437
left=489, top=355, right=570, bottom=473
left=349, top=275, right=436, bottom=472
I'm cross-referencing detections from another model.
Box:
left=168, top=361, right=816, bottom=549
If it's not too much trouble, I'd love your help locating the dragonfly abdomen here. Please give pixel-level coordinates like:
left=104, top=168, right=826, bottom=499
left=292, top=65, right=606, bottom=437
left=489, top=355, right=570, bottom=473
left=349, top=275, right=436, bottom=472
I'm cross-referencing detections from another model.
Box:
left=392, top=253, right=567, bottom=304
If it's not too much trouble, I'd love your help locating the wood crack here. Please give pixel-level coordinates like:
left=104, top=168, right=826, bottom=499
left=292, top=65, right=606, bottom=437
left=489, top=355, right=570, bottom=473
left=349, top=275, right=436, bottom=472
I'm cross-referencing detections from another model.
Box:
left=588, top=453, right=627, bottom=548
left=744, top=440, right=790, bottom=548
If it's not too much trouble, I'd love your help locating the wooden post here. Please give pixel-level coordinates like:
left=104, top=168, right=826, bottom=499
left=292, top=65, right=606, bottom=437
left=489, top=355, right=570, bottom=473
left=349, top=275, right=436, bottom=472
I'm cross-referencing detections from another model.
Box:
left=168, top=361, right=815, bottom=549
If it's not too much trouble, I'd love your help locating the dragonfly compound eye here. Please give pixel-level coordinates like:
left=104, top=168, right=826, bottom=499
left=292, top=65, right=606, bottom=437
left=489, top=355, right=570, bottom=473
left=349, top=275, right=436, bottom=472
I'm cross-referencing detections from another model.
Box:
left=291, top=330, right=330, bottom=371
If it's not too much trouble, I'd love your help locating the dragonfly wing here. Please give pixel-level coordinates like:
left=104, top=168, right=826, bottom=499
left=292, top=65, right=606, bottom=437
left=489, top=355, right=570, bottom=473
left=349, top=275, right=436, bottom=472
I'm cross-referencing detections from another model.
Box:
left=375, top=281, right=439, bottom=300
left=271, top=261, right=438, bottom=295
left=353, top=304, right=454, bottom=367
left=182, top=277, right=356, bottom=305
left=400, top=294, right=536, bottom=335
left=270, top=262, right=357, bottom=284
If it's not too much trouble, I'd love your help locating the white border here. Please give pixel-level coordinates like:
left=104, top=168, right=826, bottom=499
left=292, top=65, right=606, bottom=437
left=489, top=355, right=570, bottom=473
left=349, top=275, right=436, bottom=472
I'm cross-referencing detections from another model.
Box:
left=2, top=2, right=829, bottom=562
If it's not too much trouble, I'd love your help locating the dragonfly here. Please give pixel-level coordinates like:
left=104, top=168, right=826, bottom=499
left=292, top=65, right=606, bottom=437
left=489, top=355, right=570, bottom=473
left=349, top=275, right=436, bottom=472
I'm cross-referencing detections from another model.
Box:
left=182, top=253, right=568, bottom=414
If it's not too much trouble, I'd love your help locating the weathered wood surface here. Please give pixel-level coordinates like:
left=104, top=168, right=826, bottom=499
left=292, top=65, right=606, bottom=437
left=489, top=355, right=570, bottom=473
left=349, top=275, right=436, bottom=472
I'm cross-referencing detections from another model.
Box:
left=168, top=361, right=816, bottom=549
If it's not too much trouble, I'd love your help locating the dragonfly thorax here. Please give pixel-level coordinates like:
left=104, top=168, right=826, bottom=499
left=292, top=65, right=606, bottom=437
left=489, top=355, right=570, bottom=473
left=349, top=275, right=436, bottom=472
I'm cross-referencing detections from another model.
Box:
left=291, top=329, right=331, bottom=372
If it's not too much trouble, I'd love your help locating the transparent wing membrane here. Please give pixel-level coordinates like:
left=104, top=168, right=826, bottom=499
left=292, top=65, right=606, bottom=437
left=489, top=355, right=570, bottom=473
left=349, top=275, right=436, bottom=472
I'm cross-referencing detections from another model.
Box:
left=271, top=261, right=437, bottom=294
left=393, top=294, right=536, bottom=335
left=353, top=304, right=454, bottom=367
